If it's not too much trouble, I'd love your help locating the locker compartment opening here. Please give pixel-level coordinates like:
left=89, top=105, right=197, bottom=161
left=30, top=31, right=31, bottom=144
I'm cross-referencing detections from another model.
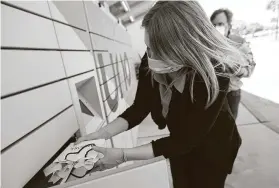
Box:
left=23, top=135, right=77, bottom=188
left=75, top=76, right=103, bottom=119
left=23, top=128, right=107, bottom=187
left=23, top=76, right=107, bottom=188
left=23, top=132, right=110, bottom=187
left=74, top=76, right=105, bottom=134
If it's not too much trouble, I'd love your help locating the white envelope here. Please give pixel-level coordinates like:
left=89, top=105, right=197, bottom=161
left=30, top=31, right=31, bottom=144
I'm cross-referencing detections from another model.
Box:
left=60, top=165, right=74, bottom=184
left=54, top=139, right=106, bottom=163
left=44, top=163, right=62, bottom=177
left=57, top=164, right=73, bottom=179
left=48, top=172, right=61, bottom=184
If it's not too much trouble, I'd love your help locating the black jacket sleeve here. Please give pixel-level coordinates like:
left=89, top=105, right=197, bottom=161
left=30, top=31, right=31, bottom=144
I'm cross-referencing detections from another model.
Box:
left=151, top=75, right=230, bottom=158
left=118, top=53, right=153, bottom=130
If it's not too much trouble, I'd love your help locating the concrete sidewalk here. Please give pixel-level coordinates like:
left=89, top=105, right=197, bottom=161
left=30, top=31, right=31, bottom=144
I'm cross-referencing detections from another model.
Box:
left=136, top=103, right=279, bottom=188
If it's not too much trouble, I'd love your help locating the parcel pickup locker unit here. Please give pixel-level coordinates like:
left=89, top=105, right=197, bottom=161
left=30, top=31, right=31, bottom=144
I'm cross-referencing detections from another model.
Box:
left=1, top=1, right=142, bottom=187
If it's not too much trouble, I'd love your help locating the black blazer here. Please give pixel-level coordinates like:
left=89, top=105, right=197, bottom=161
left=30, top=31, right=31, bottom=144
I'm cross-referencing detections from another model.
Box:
left=119, top=53, right=241, bottom=173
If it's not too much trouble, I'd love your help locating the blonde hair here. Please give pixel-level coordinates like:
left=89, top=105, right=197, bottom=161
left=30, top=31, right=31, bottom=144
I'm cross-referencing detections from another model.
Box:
left=142, top=1, right=246, bottom=108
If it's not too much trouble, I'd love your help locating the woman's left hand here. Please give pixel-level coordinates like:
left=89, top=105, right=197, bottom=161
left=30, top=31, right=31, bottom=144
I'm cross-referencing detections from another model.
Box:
left=92, top=146, right=125, bottom=171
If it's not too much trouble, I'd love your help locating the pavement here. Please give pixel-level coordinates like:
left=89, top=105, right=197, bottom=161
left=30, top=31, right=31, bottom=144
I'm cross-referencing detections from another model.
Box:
left=225, top=121, right=279, bottom=188
left=242, top=36, right=279, bottom=104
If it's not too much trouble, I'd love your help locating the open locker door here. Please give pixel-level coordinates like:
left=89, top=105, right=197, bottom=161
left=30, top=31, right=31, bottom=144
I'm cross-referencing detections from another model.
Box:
left=52, top=157, right=173, bottom=188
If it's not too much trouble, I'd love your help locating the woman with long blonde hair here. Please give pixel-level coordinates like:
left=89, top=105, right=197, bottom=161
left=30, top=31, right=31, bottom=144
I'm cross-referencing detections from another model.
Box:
left=76, top=1, right=244, bottom=187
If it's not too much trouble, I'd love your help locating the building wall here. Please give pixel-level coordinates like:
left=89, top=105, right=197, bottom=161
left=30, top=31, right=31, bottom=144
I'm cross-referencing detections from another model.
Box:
left=127, top=19, right=146, bottom=57
left=1, top=1, right=140, bottom=187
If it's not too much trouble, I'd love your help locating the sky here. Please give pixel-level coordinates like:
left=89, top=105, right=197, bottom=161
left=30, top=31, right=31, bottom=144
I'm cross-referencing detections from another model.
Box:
left=198, top=0, right=276, bottom=25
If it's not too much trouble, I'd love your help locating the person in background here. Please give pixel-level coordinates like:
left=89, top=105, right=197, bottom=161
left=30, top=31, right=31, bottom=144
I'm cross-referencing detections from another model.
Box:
left=76, top=1, right=247, bottom=187
left=210, top=8, right=256, bottom=119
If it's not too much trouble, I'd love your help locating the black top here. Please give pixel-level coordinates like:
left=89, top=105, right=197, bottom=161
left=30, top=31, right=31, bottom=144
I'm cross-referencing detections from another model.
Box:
left=119, top=53, right=241, bottom=173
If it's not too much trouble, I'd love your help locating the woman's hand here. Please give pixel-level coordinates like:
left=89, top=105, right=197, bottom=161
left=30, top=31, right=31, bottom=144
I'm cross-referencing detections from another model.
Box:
left=92, top=146, right=126, bottom=171
left=75, top=134, right=91, bottom=145
left=75, top=117, right=129, bottom=145
left=238, top=42, right=251, bottom=55
left=91, top=144, right=154, bottom=171
left=75, top=129, right=111, bottom=145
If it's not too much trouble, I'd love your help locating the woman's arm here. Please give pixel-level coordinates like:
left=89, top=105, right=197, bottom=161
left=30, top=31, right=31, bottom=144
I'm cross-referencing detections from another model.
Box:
left=236, top=42, right=256, bottom=78
left=92, top=143, right=155, bottom=171
left=77, top=53, right=153, bottom=143
left=93, top=77, right=228, bottom=167
left=124, top=143, right=155, bottom=161
left=118, top=52, right=153, bottom=130
left=79, top=117, right=129, bottom=141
